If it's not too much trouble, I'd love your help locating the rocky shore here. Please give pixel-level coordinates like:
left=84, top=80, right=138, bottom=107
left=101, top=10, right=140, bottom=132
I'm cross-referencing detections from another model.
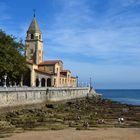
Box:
left=0, top=97, right=140, bottom=138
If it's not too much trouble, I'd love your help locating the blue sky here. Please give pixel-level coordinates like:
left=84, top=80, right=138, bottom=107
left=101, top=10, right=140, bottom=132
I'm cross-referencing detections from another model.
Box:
left=0, top=0, right=140, bottom=89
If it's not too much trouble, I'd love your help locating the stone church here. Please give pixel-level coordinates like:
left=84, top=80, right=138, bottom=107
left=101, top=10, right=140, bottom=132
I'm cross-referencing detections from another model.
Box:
left=23, top=15, right=77, bottom=87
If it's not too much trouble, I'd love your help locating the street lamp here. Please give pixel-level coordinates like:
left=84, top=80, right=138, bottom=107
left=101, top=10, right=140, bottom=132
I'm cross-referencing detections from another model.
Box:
left=3, top=74, right=7, bottom=88
left=76, top=76, right=78, bottom=87
left=89, top=77, right=93, bottom=89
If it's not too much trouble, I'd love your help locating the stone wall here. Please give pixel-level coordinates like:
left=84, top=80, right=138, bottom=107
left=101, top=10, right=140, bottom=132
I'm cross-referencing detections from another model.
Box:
left=0, top=87, right=93, bottom=108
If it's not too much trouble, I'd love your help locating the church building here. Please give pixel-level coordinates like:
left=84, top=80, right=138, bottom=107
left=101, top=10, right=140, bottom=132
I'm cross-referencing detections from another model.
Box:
left=23, top=15, right=77, bottom=87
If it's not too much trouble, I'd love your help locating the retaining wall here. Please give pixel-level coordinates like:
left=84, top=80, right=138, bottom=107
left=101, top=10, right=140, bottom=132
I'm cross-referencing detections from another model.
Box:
left=0, top=87, right=92, bottom=108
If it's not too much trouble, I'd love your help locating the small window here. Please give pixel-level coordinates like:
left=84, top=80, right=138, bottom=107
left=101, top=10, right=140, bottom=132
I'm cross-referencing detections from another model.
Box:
left=39, top=35, right=41, bottom=39
left=31, top=34, right=34, bottom=39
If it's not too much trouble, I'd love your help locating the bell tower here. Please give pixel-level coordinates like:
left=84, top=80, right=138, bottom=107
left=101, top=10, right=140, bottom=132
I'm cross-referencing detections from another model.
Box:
left=25, top=14, right=43, bottom=64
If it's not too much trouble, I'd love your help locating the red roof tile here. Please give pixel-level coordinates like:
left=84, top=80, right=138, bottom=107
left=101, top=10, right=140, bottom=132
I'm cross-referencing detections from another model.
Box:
left=34, top=69, right=53, bottom=75
left=38, top=60, right=63, bottom=66
left=61, top=70, right=71, bottom=73
left=60, top=74, right=67, bottom=77
left=71, top=76, right=76, bottom=79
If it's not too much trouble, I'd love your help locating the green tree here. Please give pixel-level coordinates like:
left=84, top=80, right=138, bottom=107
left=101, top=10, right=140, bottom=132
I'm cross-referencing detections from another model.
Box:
left=0, top=30, right=27, bottom=86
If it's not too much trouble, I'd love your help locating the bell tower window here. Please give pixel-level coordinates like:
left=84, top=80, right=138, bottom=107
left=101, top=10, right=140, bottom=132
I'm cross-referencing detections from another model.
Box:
left=39, top=35, right=41, bottom=39
left=31, top=34, right=34, bottom=39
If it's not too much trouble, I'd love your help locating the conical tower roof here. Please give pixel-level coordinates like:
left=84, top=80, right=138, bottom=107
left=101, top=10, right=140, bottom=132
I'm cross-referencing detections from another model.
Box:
left=27, top=16, right=41, bottom=34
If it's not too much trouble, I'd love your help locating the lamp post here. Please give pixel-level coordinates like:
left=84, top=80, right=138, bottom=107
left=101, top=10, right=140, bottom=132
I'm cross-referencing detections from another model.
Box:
left=3, top=74, right=7, bottom=88
left=76, top=76, right=78, bottom=87
left=89, top=77, right=92, bottom=89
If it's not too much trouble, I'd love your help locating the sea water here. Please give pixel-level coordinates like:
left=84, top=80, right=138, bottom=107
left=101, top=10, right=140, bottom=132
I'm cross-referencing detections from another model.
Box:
left=96, top=89, right=140, bottom=105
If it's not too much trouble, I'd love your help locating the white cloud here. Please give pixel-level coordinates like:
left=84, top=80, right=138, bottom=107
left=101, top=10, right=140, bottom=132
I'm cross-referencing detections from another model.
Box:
left=42, top=0, right=140, bottom=65
left=44, top=27, right=140, bottom=65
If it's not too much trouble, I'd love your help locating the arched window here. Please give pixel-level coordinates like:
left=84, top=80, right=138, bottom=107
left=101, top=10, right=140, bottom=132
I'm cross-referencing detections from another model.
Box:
left=23, top=68, right=31, bottom=87
left=47, top=78, right=51, bottom=87
left=41, top=78, right=45, bottom=87
left=36, top=78, right=39, bottom=87
left=31, top=34, right=34, bottom=39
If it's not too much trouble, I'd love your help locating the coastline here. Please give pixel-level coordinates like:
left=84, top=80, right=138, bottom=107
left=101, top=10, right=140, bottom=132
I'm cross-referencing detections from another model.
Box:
left=0, top=97, right=139, bottom=139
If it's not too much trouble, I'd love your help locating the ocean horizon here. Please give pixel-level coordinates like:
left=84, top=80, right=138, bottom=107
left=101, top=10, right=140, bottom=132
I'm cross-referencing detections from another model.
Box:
left=96, top=89, right=140, bottom=105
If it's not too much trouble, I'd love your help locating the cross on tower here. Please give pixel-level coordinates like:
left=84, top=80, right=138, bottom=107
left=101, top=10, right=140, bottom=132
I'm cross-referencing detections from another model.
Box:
left=33, top=9, right=36, bottom=17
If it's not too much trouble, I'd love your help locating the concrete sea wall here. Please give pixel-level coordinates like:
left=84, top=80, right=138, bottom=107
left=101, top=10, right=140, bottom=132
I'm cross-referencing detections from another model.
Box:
left=0, top=87, right=94, bottom=108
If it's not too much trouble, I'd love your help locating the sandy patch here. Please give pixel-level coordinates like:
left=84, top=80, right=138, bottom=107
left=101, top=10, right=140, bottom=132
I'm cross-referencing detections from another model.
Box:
left=2, top=128, right=140, bottom=140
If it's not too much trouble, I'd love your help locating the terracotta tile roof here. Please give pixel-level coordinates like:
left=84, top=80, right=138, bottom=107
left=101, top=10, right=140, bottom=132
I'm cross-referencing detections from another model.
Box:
left=60, top=74, right=67, bottom=77
left=34, top=69, right=53, bottom=75
left=71, top=76, right=76, bottom=79
left=60, top=72, right=67, bottom=76
left=60, top=70, right=71, bottom=77
left=61, top=70, right=71, bottom=73
left=38, top=60, right=63, bottom=66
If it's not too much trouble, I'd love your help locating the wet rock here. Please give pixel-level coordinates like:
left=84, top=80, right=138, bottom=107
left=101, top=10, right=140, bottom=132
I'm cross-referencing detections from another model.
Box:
left=46, top=104, right=54, bottom=109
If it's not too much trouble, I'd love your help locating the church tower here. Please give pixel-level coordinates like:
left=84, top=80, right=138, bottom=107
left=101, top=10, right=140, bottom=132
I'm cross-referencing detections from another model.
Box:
left=25, top=14, right=43, bottom=64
